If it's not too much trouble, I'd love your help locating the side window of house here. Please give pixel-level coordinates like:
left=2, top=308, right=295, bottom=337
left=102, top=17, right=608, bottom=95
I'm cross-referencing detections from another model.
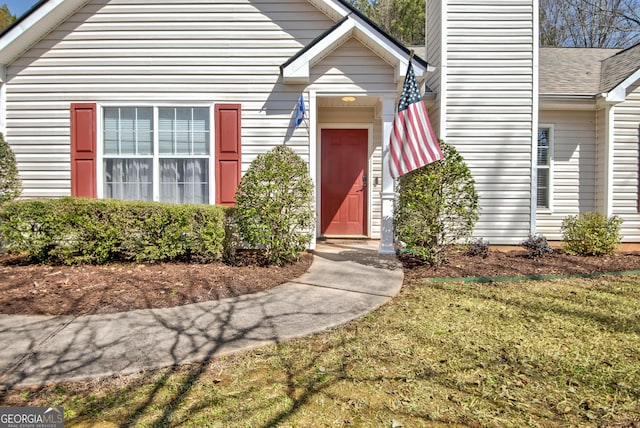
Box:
left=103, top=106, right=210, bottom=204
left=537, top=127, right=553, bottom=210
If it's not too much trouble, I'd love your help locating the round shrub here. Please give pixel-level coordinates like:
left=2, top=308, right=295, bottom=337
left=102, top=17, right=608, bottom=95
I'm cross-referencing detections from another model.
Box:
left=0, top=133, right=21, bottom=205
left=521, top=234, right=553, bottom=259
left=394, top=141, right=480, bottom=266
left=465, top=237, right=489, bottom=258
left=235, top=145, right=314, bottom=265
left=561, top=212, right=622, bottom=256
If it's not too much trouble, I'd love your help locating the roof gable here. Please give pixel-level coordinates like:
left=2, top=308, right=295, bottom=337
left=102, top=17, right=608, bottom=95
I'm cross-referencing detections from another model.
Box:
left=600, top=43, right=640, bottom=102
left=280, top=13, right=429, bottom=84
left=601, top=43, right=640, bottom=92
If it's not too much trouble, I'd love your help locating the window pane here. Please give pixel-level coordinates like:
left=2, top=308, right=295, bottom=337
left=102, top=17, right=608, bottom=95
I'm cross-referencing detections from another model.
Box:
left=119, top=108, right=136, bottom=154
left=538, top=128, right=550, bottom=165
left=158, top=108, right=174, bottom=154
left=103, top=107, right=153, bottom=155
left=175, top=131, right=191, bottom=155
left=158, top=107, right=210, bottom=155
left=537, top=168, right=549, bottom=208
left=159, top=158, right=209, bottom=204
left=192, top=108, right=210, bottom=155
left=136, top=107, right=153, bottom=155
left=103, top=108, right=119, bottom=155
left=104, top=158, right=153, bottom=201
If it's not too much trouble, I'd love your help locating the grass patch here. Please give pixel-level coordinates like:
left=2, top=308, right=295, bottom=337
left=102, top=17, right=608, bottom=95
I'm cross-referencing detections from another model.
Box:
left=4, top=276, right=640, bottom=427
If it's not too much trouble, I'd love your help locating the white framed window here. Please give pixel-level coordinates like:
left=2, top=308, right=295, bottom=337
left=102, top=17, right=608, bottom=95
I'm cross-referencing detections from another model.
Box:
left=537, top=125, right=554, bottom=211
left=101, top=105, right=212, bottom=204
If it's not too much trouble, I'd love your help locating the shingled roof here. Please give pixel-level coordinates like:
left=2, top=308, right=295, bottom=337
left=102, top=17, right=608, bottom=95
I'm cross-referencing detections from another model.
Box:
left=600, top=43, right=640, bottom=93
left=539, top=47, right=619, bottom=96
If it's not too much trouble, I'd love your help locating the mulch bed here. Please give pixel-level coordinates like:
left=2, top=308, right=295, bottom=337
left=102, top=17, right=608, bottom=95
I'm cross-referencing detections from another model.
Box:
left=0, top=252, right=313, bottom=316
left=2, top=248, right=640, bottom=317
left=401, top=250, right=640, bottom=282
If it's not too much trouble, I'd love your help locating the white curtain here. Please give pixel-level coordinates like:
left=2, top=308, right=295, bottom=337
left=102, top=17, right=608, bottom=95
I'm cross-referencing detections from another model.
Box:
left=104, top=159, right=153, bottom=201
left=160, top=159, right=208, bottom=204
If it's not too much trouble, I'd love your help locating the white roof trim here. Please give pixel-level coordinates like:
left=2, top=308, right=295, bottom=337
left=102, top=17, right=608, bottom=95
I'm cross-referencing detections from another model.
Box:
left=0, top=0, right=89, bottom=67
left=602, top=67, right=640, bottom=103
left=283, top=19, right=357, bottom=84
left=282, top=13, right=430, bottom=85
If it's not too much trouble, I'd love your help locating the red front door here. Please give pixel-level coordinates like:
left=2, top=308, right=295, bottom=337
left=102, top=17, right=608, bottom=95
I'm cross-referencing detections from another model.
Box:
left=321, top=129, right=368, bottom=236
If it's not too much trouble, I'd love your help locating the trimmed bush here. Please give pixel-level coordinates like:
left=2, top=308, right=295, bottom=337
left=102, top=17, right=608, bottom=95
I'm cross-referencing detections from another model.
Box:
left=0, top=197, right=230, bottom=264
left=0, top=133, right=21, bottom=205
left=521, top=234, right=553, bottom=259
left=235, top=145, right=314, bottom=265
left=561, top=212, right=622, bottom=256
left=394, top=141, right=480, bottom=266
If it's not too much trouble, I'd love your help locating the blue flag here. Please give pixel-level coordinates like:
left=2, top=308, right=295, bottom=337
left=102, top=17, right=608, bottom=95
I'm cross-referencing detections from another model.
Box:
left=294, top=94, right=306, bottom=127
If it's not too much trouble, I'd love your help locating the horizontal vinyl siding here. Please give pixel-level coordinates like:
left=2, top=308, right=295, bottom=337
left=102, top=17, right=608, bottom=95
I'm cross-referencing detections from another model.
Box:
left=612, top=86, right=640, bottom=242
left=5, top=0, right=334, bottom=197
left=444, top=0, right=535, bottom=244
left=536, top=110, right=597, bottom=240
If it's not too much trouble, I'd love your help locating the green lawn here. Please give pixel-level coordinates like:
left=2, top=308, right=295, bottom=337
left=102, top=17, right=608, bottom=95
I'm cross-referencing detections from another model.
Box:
left=6, top=275, right=640, bottom=427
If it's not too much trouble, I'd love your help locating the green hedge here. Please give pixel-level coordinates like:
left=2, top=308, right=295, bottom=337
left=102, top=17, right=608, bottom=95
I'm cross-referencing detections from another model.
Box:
left=0, top=197, right=231, bottom=264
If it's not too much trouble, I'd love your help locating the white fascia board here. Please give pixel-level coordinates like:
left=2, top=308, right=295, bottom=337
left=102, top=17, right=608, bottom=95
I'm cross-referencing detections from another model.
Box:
left=603, top=68, right=640, bottom=103
left=282, top=19, right=356, bottom=84
left=0, top=0, right=89, bottom=67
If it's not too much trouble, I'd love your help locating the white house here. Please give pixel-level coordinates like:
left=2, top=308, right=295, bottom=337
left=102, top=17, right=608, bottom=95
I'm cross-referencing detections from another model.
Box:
left=0, top=0, right=638, bottom=251
left=537, top=45, right=640, bottom=243
left=424, top=1, right=640, bottom=245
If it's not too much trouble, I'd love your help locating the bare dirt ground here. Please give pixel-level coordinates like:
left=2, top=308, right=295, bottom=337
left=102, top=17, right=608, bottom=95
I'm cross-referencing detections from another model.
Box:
left=2, top=249, right=640, bottom=316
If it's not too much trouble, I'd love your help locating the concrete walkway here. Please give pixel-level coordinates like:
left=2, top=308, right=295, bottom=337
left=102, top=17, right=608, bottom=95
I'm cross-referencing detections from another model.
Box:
left=0, top=242, right=403, bottom=389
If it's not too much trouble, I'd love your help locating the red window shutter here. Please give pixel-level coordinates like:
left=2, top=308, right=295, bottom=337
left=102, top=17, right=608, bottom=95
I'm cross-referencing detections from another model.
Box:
left=70, top=103, right=97, bottom=198
left=215, top=104, right=242, bottom=206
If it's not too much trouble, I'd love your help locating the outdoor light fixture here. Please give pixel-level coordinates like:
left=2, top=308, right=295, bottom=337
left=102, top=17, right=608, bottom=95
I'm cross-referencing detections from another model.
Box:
left=342, top=96, right=356, bottom=102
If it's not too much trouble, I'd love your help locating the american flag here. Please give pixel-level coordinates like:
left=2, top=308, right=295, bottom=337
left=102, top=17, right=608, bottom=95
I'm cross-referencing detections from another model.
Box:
left=389, top=61, right=442, bottom=179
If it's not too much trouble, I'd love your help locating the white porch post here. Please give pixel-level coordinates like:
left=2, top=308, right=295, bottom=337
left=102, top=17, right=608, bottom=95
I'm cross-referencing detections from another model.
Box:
left=379, top=95, right=397, bottom=254
left=603, top=103, right=615, bottom=218
left=309, top=90, right=317, bottom=250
